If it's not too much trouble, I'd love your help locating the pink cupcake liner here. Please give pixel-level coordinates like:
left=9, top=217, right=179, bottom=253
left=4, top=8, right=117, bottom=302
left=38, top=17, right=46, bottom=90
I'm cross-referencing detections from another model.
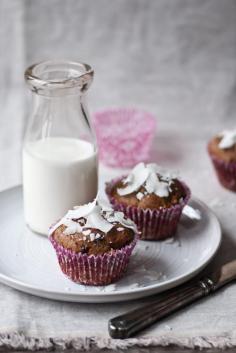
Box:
left=208, top=151, right=236, bottom=192
left=105, top=178, right=191, bottom=240
left=49, top=235, right=137, bottom=285
left=93, top=108, right=156, bottom=168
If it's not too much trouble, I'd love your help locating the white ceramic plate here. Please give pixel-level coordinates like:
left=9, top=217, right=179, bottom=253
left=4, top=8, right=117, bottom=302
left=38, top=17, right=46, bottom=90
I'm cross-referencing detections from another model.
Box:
left=0, top=187, right=221, bottom=303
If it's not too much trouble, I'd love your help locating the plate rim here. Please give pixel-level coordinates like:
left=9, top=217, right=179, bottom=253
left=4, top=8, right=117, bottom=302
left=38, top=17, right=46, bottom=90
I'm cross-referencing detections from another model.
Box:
left=0, top=187, right=222, bottom=302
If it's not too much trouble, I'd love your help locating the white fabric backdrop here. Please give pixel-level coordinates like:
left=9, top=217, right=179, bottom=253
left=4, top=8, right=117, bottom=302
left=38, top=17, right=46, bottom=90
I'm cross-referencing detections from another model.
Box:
left=1, top=0, right=236, bottom=190
left=0, top=0, right=25, bottom=190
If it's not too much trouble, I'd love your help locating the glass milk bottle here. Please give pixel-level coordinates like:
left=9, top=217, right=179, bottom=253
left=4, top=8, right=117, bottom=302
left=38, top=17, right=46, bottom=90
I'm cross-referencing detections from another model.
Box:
left=23, top=60, right=98, bottom=235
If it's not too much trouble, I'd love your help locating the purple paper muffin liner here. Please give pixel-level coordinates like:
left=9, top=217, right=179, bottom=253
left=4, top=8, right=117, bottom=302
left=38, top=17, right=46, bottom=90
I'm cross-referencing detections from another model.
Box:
left=208, top=151, right=236, bottom=192
left=105, top=178, right=191, bottom=240
left=49, top=235, right=137, bottom=285
left=93, top=108, right=156, bottom=168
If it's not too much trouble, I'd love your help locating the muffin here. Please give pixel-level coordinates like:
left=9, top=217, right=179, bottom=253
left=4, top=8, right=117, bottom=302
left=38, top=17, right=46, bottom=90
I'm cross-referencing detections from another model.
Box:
left=49, top=201, right=138, bottom=285
left=208, top=130, right=236, bottom=191
left=106, top=162, right=190, bottom=240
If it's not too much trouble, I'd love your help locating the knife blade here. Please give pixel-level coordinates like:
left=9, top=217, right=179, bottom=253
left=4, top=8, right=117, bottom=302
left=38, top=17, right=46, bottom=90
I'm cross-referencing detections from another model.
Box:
left=109, top=259, right=236, bottom=339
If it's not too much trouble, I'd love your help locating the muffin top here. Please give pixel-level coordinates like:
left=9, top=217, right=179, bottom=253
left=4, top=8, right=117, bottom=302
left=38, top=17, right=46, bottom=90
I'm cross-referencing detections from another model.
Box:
left=208, top=130, right=236, bottom=162
left=109, top=163, right=187, bottom=209
left=49, top=200, right=137, bottom=256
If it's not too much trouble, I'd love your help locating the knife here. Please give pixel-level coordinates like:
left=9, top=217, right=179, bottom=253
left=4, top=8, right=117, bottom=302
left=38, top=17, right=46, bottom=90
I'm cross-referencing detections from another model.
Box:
left=109, top=259, right=236, bottom=339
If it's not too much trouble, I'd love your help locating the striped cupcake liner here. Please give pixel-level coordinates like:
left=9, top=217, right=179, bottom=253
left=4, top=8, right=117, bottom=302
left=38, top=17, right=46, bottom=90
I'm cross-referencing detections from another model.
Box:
left=208, top=151, right=236, bottom=192
left=105, top=178, right=191, bottom=240
left=93, top=108, right=156, bottom=168
left=49, top=235, right=137, bottom=285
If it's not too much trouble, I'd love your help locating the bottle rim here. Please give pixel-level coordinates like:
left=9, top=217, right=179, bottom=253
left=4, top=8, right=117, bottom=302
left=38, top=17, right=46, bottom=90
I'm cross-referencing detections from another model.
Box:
left=24, top=60, right=94, bottom=95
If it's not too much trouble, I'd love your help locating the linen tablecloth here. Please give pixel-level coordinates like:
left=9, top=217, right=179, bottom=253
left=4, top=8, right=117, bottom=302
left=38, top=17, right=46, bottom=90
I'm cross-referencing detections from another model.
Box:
left=1, top=133, right=236, bottom=352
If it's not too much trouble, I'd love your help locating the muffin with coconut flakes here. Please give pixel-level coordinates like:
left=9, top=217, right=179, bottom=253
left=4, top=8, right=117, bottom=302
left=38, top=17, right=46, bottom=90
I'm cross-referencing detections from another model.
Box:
left=105, top=162, right=190, bottom=240
left=208, top=130, right=236, bottom=191
left=49, top=200, right=138, bottom=285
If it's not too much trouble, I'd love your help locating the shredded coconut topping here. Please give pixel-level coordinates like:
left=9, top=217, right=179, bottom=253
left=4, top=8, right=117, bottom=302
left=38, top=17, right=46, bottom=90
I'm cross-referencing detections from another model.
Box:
left=90, top=233, right=95, bottom=242
left=49, top=199, right=137, bottom=237
left=136, top=192, right=144, bottom=200
left=182, top=205, right=201, bottom=220
left=218, top=130, right=236, bottom=149
left=82, top=229, right=91, bottom=236
left=117, top=162, right=178, bottom=197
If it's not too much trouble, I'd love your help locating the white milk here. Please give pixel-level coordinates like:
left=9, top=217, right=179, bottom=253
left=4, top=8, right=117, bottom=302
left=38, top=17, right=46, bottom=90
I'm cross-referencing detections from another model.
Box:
left=23, top=137, right=98, bottom=235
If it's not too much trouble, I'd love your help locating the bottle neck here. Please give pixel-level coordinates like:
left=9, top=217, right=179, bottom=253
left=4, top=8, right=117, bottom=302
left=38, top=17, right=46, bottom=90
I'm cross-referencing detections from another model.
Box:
left=24, top=91, right=95, bottom=145
left=25, top=60, right=94, bottom=97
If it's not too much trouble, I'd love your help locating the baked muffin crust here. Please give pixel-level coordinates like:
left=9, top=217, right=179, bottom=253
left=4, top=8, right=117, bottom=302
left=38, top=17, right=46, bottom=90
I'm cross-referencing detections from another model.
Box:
left=50, top=201, right=137, bottom=256
left=52, top=221, right=135, bottom=255
left=110, top=177, right=186, bottom=209
left=208, top=136, right=236, bottom=163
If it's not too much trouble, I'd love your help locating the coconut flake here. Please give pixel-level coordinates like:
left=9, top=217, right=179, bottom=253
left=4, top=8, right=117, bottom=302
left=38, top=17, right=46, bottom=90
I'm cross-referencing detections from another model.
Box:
left=136, top=192, right=144, bottom=200
left=163, top=237, right=175, bottom=244
left=106, top=211, right=138, bottom=232
left=146, top=163, right=159, bottom=173
left=117, top=163, right=149, bottom=195
left=82, top=229, right=91, bottom=236
left=49, top=218, right=65, bottom=236
left=164, top=325, right=173, bottom=331
left=145, top=172, right=158, bottom=193
left=49, top=217, right=83, bottom=236
left=117, top=162, right=177, bottom=199
left=147, top=163, right=179, bottom=180
left=86, top=207, right=113, bottom=233
left=63, top=219, right=83, bottom=235
left=89, top=233, right=95, bottom=241
left=129, top=283, right=139, bottom=289
left=123, top=173, right=134, bottom=184
left=182, top=205, right=201, bottom=220
left=50, top=196, right=138, bottom=236
left=97, top=196, right=113, bottom=212
left=104, top=284, right=116, bottom=292
left=67, top=200, right=97, bottom=219
left=145, top=172, right=169, bottom=197
left=218, top=130, right=236, bottom=149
